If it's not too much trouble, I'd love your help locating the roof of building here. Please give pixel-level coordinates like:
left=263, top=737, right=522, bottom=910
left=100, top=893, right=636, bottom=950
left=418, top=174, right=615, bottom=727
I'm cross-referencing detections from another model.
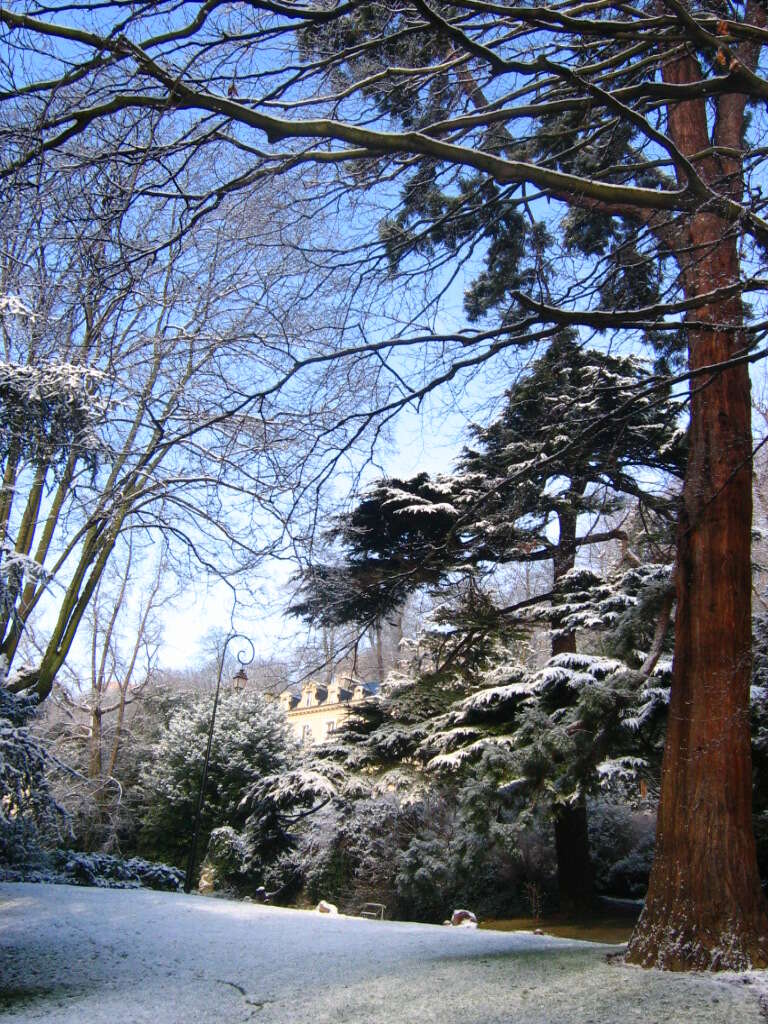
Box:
left=280, top=676, right=380, bottom=713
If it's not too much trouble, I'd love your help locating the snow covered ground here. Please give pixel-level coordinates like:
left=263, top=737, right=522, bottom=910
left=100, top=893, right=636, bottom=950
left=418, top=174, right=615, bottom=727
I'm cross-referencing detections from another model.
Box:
left=0, top=883, right=765, bottom=1023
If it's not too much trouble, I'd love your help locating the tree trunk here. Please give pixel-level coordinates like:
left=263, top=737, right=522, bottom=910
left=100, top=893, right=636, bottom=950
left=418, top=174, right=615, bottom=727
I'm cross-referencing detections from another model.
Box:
left=322, top=626, right=334, bottom=685
left=626, top=33, right=768, bottom=968
left=89, top=704, right=103, bottom=780
left=626, top=218, right=768, bottom=969
left=551, top=505, right=578, bottom=656
left=374, top=619, right=385, bottom=683
left=554, top=800, right=594, bottom=916
left=551, top=505, right=594, bottom=913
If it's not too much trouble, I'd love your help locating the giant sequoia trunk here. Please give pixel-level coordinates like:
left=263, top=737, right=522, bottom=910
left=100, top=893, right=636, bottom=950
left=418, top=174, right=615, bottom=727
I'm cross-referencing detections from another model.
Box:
left=626, top=223, right=768, bottom=969
left=626, top=43, right=768, bottom=967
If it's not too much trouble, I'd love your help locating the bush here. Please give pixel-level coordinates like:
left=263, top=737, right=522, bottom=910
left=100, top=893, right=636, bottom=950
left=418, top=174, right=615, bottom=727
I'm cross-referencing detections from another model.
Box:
left=293, top=779, right=554, bottom=923
left=135, top=691, right=296, bottom=870
left=0, top=850, right=184, bottom=890
left=198, top=826, right=250, bottom=894
left=587, top=798, right=656, bottom=898
left=0, top=690, right=66, bottom=865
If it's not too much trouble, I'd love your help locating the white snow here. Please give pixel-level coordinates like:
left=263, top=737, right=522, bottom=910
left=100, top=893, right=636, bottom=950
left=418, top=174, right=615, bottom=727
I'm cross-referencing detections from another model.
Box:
left=393, top=502, right=457, bottom=515
left=0, top=295, right=35, bottom=318
left=0, top=882, right=765, bottom=1023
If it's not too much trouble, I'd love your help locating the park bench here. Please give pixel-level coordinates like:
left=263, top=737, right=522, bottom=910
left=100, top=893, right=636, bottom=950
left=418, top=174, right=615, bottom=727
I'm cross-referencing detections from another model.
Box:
left=358, top=902, right=386, bottom=920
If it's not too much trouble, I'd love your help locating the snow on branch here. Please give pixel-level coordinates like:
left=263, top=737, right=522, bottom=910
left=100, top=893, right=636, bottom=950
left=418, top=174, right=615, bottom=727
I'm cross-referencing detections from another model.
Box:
left=0, top=360, right=110, bottom=465
left=596, top=757, right=648, bottom=787
left=0, top=295, right=35, bottom=319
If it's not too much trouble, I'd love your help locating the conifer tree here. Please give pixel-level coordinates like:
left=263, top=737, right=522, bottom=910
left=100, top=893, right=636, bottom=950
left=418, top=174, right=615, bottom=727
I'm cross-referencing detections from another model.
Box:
left=293, top=337, right=683, bottom=627
left=293, top=338, right=682, bottom=909
left=136, top=692, right=296, bottom=873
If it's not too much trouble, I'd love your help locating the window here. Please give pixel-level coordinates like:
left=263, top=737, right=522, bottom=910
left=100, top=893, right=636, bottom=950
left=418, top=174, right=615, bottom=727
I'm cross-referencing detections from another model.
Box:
left=326, top=721, right=336, bottom=737
left=302, top=724, right=313, bottom=746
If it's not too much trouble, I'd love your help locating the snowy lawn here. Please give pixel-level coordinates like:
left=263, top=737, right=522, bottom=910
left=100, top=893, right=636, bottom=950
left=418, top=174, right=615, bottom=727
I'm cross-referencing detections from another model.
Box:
left=0, top=883, right=765, bottom=1023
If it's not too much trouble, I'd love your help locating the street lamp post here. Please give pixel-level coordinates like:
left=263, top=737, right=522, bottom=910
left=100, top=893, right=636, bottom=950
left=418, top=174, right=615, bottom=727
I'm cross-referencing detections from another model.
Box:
left=183, top=631, right=255, bottom=894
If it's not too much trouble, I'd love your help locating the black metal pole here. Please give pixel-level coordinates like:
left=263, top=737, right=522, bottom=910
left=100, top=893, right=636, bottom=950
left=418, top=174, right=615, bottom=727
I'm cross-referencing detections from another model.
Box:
left=183, top=631, right=254, bottom=894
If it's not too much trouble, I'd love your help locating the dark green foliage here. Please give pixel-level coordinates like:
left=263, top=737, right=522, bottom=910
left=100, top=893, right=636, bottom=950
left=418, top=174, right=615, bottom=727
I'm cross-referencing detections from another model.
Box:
left=426, top=562, right=677, bottom=797
left=0, top=690, right=65, bottom=864
left=587, top=800, right=656, bottom=899
left=421, top=582, right=527, bottom=679
left=237, top=761, right=345, bottom=887
left=379, top=174, right=553, bottom=322
left=300, top=6, right=674, bottom=339
left=0, top=849, right=184, bottom=890
left=289, top=472, right=461, bottom=627
left=298, top=3, right=465, bottom=132
left=289, top=333, right=681, bottom=916
left=291, top=335, right=683, bottom=644
left=134, top=692, right=296, bottom=868
left=296, top=771, right=549, bottom=923
left=200, top=826, right=251, bottom=893
left=556, top=562, right=676, bottom=669
left=459, top=332, right=684, bottom=532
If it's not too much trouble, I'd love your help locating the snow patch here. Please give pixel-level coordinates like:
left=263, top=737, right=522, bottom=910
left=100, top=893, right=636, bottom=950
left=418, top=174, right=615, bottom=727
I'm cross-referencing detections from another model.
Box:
left=0, top=883, right=764, bottom=1024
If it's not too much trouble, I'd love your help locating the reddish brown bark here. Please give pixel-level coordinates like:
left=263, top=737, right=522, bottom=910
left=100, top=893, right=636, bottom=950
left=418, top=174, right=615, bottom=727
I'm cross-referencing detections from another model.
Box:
left=626, top=27, right=768, bottom=969
left=627, top=229, right=768, bottom=968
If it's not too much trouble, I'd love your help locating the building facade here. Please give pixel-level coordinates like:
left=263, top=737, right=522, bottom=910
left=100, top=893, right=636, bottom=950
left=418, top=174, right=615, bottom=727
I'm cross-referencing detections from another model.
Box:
left=277, top=675, right=379, bottom=745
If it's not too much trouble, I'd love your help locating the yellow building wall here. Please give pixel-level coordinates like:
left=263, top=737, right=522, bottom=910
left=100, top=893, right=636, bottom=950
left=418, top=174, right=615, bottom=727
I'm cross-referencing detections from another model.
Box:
left=286, top=703, right=349, bottom=745
left=281, top=679, right=370, bottom=745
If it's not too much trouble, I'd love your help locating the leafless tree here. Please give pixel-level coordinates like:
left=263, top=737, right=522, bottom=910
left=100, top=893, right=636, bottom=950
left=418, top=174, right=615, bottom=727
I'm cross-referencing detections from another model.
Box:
left=1, top=147, right=381, bottom=700
left=38, top=536, right=169, bottom=850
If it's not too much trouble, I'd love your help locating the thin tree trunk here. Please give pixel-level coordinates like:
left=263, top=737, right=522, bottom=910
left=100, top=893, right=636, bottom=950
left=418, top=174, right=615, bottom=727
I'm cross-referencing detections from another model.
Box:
left=551, top=506, right=578, bottom=656
left=89, top=704, right=103, bottom=780
left=551, top=504, right=594, bottom=913
left=0, top=460, right=47, bottom=644
left=0, top=454, right=78, bottom=666
left=107, top=691, right=128, bottom=780
left=374, top=619, right=385, bottom=682
left=0, top=445, right=19, bottom=550
left=553, top=801, right=593, bottom=916
left=322, top=626, right=334, bottom=685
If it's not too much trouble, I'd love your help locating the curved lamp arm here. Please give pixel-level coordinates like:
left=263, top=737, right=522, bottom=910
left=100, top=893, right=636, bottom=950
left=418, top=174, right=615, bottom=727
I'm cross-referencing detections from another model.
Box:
left=183, top=631, right=254, bottom=893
